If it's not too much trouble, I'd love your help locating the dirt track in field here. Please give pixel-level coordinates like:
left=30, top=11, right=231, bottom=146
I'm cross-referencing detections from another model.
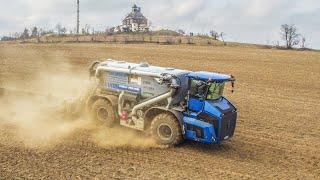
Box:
left=0, top=43, right=319, bottom=179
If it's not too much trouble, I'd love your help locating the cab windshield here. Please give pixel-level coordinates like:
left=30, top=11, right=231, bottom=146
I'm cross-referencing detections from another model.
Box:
left=206, top=82, right=225, bottom=100
left=189, top=79, right=225, bottom=100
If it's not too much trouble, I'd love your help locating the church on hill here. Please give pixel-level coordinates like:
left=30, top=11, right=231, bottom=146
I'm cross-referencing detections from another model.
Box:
left=114, top=4, right=150, bottom=32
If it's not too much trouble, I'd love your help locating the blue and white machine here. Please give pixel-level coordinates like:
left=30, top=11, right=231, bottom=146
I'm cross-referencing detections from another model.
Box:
left=86, top=59, right=237, bottom=146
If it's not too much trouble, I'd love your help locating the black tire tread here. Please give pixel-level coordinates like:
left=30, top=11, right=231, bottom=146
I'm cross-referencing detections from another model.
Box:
left=91, top=98, right=116, bottom=127
left=150, top=113, right=183, bottom=147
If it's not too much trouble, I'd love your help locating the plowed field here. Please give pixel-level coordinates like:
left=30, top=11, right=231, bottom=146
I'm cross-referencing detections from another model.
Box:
left=0, top=43, right=319, bottom=179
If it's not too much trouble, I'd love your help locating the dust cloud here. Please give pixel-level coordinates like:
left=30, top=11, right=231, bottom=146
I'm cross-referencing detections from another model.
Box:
left=0, top=59, right=157, bottom=149
left=92, top=126, right=157, bottom=149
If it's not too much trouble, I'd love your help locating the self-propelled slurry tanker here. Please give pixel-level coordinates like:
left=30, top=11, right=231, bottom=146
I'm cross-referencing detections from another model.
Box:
left=75, top=59, right=237, bottom=146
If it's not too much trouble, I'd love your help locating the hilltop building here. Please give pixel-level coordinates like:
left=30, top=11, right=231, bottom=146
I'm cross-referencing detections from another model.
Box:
left=114, top=4, right=150, bottom=32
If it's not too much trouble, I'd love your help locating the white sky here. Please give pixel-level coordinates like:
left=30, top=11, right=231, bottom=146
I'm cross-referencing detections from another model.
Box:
left=0, top=0, right=319, bottom=49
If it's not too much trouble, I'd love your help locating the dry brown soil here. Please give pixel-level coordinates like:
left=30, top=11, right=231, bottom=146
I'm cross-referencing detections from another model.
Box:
left=0, top=43, right=319, bottom=179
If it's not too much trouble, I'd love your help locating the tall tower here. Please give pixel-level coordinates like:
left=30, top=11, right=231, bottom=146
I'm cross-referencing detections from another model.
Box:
left=132, top=4, right=138, bottom=12
left=76, top=0, right=80, bottom=34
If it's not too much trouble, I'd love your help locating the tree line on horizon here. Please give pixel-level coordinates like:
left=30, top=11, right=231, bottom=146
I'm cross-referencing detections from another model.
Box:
left=0, top=23, right=308, bottom=49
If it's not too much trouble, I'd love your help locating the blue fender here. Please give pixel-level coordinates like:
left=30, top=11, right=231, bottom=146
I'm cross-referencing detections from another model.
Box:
left=183, top=116, right=217, bottom=144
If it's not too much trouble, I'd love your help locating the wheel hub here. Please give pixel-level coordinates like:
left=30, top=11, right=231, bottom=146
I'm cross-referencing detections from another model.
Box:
left=157, top=123, right=173, bottom=140
left=97, top=107, right=108, bottom=122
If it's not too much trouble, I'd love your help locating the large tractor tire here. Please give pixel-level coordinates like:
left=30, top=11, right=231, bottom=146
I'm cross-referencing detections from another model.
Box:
left=150, top=113, right=183, bottom=146
left=91, top=99, right=116, bottom=127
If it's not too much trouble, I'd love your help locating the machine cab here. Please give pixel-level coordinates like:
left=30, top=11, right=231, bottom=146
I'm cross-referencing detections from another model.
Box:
left=183, top=71, right=237, bottom=144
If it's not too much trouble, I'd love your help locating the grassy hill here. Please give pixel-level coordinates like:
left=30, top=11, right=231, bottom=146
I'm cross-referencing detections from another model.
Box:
left=4, top=30, right=317, bottom=51
left=19, top=30, right=225, bottom=46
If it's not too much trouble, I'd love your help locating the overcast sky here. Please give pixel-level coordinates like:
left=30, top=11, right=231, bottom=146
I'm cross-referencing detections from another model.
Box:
left=0, top=0, right=319, bottom=48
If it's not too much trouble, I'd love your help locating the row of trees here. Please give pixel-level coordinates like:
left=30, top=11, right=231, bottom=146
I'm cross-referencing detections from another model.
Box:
left=205, top=24, right=307, bottom=49
left=1, top=23, right=99, bottom=41
left=176, top=29, right=226, bottom=44
left=1, top=27, right=52, bottom=41
left=1, top=23, right=308, bottom=49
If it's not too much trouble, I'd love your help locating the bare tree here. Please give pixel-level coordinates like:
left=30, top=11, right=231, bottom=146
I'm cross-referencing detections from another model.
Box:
left=13, top=32, right=21, bottom=39
left=55, top=23, right=67, bottom=35
left=1, top=36, right=15, bottom=41
left=55, top=23, right=63, bottom=35
left=31, top=26, right=38, bottom=38
left=210, top=30, right=219, bottom=40
left=273, top=41, right=280, bottom=48
left=39, top=28, right=43, bottom=36
left=84, top=24, right=90, bottom=35
left=220, top=32, right=226, bottom=45
left=301, top=36, right=306, bottom=48
left=178, top=29, right=185, bottom=35
left=105, top=27, right=115, bottom=35
left=20, top=28, right=30, bottom=39
left=61, top=27, right=67, bottom=35
left=92, top=27, right=95, bottom=35
left=280, top=24, right=300, bottom=49
left=39, top=28, right=53, bottom=36
left=81, top=28, right=86, bottom=35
